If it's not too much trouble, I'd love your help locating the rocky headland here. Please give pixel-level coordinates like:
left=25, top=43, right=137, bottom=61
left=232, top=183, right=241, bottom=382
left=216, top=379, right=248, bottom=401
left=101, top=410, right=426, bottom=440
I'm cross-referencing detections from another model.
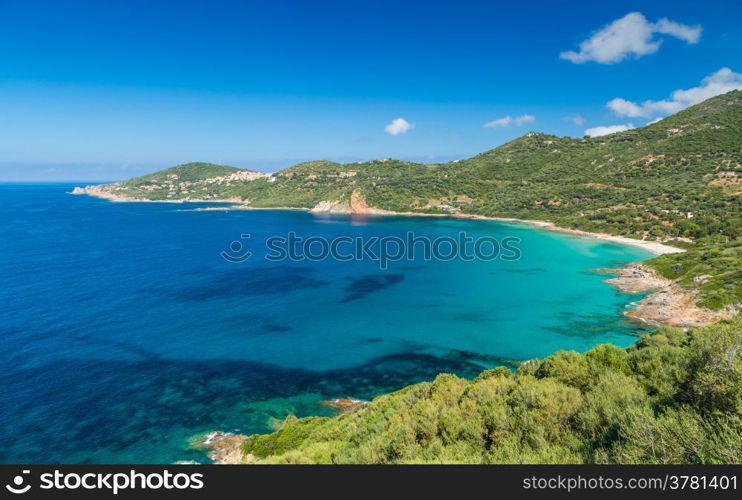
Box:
left=598, top=263, right=737, bottom=327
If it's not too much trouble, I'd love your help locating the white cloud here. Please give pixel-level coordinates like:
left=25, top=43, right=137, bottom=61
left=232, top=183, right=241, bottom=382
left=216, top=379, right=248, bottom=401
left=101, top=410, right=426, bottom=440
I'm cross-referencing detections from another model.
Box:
left=384, top=117, right=414, bottom=136
left=584, top=124, right=635, bottom=137
left=653, top=18, right=702, bottom=43
left=560, top=12, right=701, bottom=64
left=564, top=114, right=586, bottom=126
left=483, top=114, right=535, bottom=128
left=606, top=98, right=646, bottom=117
left=608, top=67, right=742, bottom=118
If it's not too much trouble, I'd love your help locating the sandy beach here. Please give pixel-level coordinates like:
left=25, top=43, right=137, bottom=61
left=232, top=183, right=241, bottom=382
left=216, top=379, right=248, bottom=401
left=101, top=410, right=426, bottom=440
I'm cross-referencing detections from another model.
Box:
left=380, top=211, right=685, bottom=256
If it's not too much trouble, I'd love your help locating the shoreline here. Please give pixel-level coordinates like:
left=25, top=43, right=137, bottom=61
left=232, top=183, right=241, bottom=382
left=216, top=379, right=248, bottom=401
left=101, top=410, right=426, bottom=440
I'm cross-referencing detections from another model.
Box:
left=369, top=210, right=684, bottom=256
left=75, top=187, right=721, bottom=327
left=73, top=186, right=737, bottom=329
left=72, top=187, right=683, bottom=256
left=192, top=204, right=684, bottom=256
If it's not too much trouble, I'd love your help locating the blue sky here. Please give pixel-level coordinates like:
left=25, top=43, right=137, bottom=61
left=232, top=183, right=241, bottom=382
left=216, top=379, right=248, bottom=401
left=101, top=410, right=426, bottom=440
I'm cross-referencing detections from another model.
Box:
left=1, top=0, right=740, bottom=180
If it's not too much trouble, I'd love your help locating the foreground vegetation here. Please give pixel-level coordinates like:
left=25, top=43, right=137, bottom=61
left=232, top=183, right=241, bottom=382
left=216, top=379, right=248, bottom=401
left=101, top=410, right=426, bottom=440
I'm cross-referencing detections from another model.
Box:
left=240, top=317, right=740, bottom=464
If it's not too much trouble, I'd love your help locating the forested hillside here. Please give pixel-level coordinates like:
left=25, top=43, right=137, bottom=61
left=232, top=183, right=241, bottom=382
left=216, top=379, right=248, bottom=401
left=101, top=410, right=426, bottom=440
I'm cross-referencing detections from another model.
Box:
left=98, top=91, right=741, bottom=241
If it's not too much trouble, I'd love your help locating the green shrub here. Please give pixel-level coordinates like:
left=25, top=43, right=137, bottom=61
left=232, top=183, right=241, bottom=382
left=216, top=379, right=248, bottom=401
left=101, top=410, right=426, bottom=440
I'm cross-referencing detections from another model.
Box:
left=238, top=316, right=740, bottom=464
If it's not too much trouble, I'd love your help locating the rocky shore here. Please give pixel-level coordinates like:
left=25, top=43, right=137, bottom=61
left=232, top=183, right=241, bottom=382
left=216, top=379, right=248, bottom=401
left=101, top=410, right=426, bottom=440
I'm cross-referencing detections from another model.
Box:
left=309, top=190, right=396, bottom=215
left=598, top=263, right=737, bottom=327
left=191, top=398, right=368, bottom=464
left=192, top=431, right=250, bottom=464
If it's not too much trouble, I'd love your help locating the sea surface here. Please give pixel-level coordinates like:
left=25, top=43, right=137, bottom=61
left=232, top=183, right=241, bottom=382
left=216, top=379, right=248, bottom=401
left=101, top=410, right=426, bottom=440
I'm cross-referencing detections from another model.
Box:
left=0, top=183, right=654, bottom=463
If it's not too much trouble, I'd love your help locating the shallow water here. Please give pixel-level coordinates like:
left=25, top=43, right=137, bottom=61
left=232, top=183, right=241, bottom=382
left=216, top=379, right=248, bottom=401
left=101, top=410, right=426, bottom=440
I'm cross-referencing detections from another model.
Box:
left=0, top=184, right=653, bottom=463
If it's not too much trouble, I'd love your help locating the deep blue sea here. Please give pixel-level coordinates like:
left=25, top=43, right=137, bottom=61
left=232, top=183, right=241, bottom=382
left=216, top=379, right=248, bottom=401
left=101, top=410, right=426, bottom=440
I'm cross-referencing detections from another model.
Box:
left=0, top=184, right=654, bottom=463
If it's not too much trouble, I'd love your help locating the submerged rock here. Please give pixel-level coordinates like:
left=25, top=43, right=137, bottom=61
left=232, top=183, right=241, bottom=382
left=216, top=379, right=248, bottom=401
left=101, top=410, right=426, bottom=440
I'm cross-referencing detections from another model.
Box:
left=319, top=397, right=368, bottom=414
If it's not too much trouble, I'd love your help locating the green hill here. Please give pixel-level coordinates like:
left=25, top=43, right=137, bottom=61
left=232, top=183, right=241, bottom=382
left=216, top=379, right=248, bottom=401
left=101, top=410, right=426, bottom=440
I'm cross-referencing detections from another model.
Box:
left=103, top=91, right=741, bottom=240
left=236, top=90, right=740, bottom=241
left=122, top=162, right=243, bottom=184
left=109, top=162, right=264, bottom=201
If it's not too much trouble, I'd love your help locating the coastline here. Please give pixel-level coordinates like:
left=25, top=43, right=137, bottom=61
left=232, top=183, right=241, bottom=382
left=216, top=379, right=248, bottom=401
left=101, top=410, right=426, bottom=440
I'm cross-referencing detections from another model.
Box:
left=72, top=186, right=683, bottom=256
left=75, top=186, right=729, bottom=328
left=72, top=187, right=735, bottom=466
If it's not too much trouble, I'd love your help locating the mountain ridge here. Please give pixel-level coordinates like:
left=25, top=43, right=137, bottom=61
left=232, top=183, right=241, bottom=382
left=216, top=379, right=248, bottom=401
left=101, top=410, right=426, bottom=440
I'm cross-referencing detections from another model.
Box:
left=81, top=91, right=740, bottom=242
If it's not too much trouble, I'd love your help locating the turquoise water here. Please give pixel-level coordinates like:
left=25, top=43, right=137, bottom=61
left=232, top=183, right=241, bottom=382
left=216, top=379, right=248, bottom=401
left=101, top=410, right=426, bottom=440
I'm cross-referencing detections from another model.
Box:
left=0, top=184, right=654, bottom=463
